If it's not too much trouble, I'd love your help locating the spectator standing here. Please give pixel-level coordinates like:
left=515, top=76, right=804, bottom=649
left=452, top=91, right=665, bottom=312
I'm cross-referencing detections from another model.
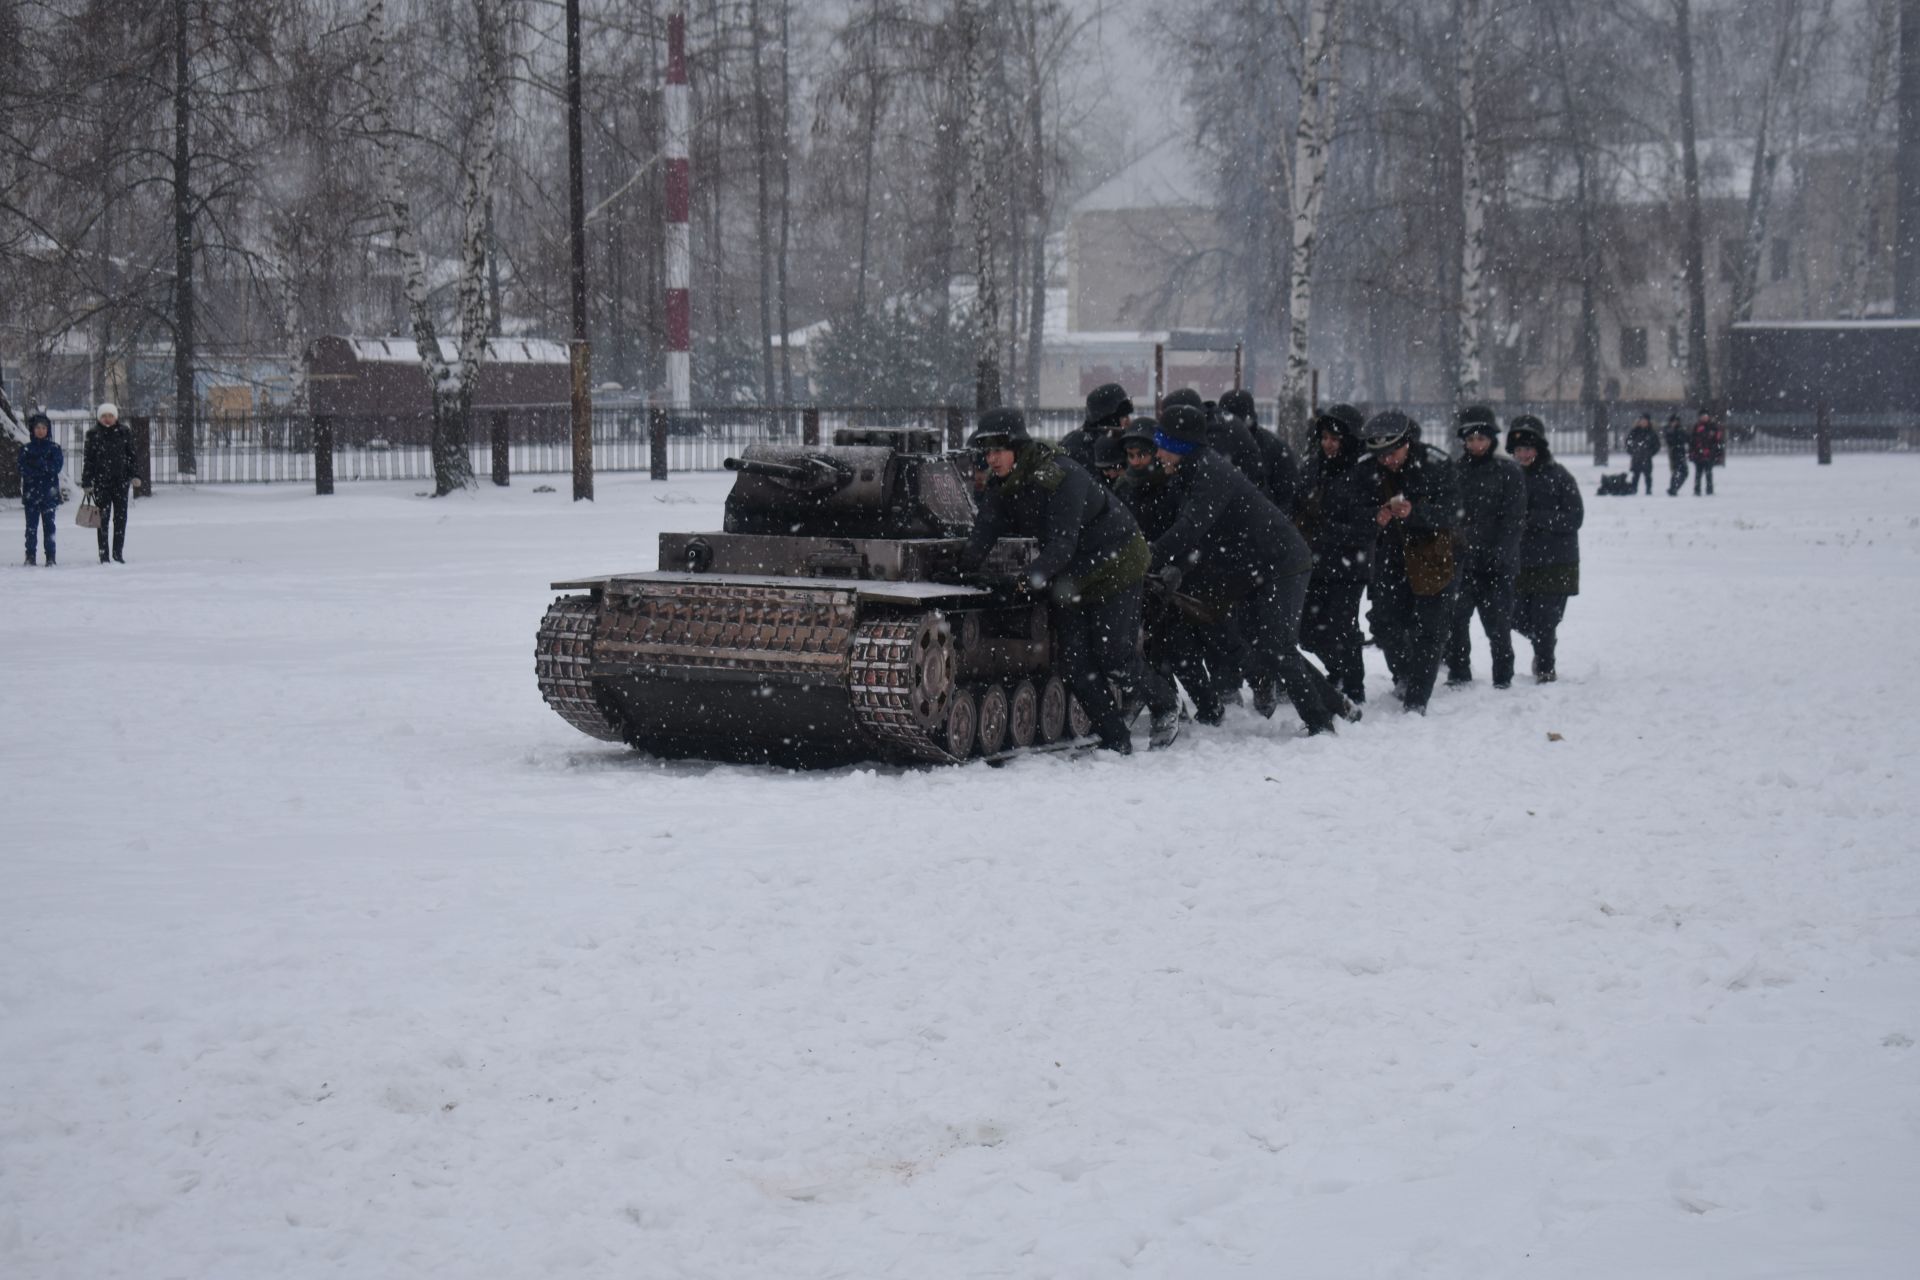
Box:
left=81, top=402, right=137, bottom=563
left=1689, top=411, right=1726, bottom=496
left=19, top=412, right=64, bottom=566
left=1663, top=413, right=1690, bottom=495
left=1625, top=413, right=1660, bottom=495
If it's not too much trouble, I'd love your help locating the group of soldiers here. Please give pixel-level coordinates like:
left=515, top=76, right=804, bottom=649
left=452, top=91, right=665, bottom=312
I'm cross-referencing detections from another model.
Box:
left=959, top=384, right=1584, bottom=755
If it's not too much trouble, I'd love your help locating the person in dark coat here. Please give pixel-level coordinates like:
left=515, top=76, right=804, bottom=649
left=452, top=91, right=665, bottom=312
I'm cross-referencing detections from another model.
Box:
left=1689, top=411, right=1725, bottom=496
left=1663, top=413, right=1689, bottom=495
left=1092, top=433, right=1127, bottom=490
left=1220, top=388, right=1299, bottom=516
left=1356, top=411, right=1459, bottom=715
left=19, top=412, right=65, bottom=566
left=80, top=401, right=137, bottom=563
left=1150, top=404, right=1353, bottom=736
left=960, top=408, right=1178, bottom=753
left=1163, top=387, right=1265, bottom=488
left=1445, top=405, right=1525, bottom=689
left=1625, top=413, right=1660, bottom=495
left=1506, top=416, right=1583, bottom=683
left=1062, top=382, right=1132, bottom=470
left=1114, top=419, right=1177, bottom=540
left=1293, top=402, right=1376, bottom=704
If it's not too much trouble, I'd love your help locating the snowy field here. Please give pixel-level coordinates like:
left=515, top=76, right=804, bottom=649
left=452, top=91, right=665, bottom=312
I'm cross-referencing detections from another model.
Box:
left=4, top=455, right=1918, bottom=1279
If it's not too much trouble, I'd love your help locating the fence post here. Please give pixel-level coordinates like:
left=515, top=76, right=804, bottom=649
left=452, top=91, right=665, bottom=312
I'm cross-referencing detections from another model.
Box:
left=1815, top=404, right=1832, bottom=465
left=130, top=416, right=152, bottom=496
left=649, top=406, right=669, bottom=480
left=491, top=410, right=510, bottom=486
left=945, top=405, right=965, bottom=451
left=313, top=415, right=334, bottom=495
left=802, top=406, right=820, bottom=446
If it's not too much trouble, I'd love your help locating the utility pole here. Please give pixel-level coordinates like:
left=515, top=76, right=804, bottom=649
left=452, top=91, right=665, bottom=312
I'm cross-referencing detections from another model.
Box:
left=567, top=0, right=594, bottom=500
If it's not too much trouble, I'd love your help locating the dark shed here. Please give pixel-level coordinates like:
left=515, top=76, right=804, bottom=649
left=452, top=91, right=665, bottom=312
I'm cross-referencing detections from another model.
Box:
left=305, top=336, right=572, bottom=417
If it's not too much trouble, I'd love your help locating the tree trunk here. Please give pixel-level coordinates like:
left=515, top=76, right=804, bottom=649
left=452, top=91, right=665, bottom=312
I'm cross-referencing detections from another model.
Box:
left=1675, top=0, right=1714, bottom=406
left=1456, top=0, right=1488, bottom=405
left=777, top=0, right=794, bottom=409
left=1280, top=0, right=1346, bottom=440
left=1022, top=0, right=1047, bottom=414
left=1895, top=0, right=1920, bottom=314
left=1730, top=3, right=1803, bottom=325
left=750, top=0, right=775, bottom=406
left=172, top=0, right=196, bottom=474
left=962, top=1, right=1001, bottom=411
left=1839, top=0, right=1898, bottom=314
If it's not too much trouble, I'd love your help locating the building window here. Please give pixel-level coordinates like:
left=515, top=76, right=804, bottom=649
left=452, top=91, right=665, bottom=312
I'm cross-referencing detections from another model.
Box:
left=1719, top=238, right=1744, bottom=284
left=1771, top=237, right=1791, bottom=282
left=1620, top=327, right=1648, bottom=369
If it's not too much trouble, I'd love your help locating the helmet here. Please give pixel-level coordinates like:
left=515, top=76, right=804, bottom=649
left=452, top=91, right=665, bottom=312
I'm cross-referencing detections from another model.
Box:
left=966, top=407, right=1030, bottom=449
left=1083, top=383, right=1133, bottom=427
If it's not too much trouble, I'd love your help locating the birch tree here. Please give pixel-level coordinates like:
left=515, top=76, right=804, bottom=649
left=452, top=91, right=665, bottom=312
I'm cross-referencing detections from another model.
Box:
left=1279, top=0, right=1346, bottom=438
left=1455, top=0, right=1488, bottom=404
left=1837, top=0, right=1899, bottom=314
left=1672, top=0, right=1713, bottom=408
left=362, top=0, right=509, bottom=495
left=959, top=0, right=1001, bottom=411
left=1729, top=0, right=1833, bottom=325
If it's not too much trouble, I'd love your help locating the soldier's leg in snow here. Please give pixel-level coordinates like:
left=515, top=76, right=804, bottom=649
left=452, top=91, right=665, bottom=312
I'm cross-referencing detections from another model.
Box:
left=1527, top=593, right=1568, bottom=676
left=1702, top=462, right=1714, bottom=494
left=1090, top=584, right=1177, bottom=719
left=1445, top=569, right=1479, bottom=681
left=97, top=495, right=113, bottom=560
left=1246, top=570, right=1341, bottom=733
left=24, top=505, right=38, bottom=562
left=1326, top=577, right=1368, bottom=701
left=40, top=507, right=55, bottom=563
left=1369, top=580, right=1411, bottom=689
left=1400, top=586, right=1454, bottom=712
left=1484, top=573, right=1517, bottom=687
left=1055, top=599, right=1129, bottom=746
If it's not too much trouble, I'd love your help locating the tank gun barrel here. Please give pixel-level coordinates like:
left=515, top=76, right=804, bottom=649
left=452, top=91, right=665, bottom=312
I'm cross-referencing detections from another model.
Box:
left=723, top=454, right=847, bottom=493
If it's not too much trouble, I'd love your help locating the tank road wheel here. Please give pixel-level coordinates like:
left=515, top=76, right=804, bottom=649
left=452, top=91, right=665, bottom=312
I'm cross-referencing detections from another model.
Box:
left=1037, top=676, right=1069, bottom=744
left=977, top=684, right=1011, bottom=756
left=944, top=687, right=979, bottom=759
left=1068, top=694, right=1094, bottom=740
left=1007, top=680, right=1039, bottom=750
left=909, top=616, right=957, bottom=727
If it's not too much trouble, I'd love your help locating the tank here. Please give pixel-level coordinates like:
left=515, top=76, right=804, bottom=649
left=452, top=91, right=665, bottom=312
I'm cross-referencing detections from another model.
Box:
left=534, top=426, right=1093, bottom=765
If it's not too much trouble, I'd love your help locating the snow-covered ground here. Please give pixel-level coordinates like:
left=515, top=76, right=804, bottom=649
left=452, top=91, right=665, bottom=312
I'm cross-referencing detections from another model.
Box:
left=4, top=456, right=1917, bottom=1279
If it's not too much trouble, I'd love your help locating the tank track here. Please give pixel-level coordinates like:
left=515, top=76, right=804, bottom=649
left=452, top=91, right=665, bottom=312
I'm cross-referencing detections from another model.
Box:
left=534, top=595, right=626, bottom=742
left=849, top=613, right=962, bottom=763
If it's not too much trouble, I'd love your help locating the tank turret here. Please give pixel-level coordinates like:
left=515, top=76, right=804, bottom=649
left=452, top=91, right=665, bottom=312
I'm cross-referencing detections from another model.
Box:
left=535, top=425, right=1093, bottom=765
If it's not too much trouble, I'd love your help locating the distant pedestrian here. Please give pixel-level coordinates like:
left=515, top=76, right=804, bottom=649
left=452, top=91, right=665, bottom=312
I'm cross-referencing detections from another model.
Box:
left=19, top=412, right=64, bottom=566
left=1506, top=416, right=1583, bottom=683
left=1689, top=411, right=1725, bottom=496
left=80, top=402, right=137, bottom=563
left=1663, top=413, right=1689, bottom=495
left=1625, top=413, right=1660, bottom=495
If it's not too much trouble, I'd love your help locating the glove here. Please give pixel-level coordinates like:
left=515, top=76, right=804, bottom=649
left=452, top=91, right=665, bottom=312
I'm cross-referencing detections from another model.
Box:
left=1152, top=564, right=1184, bottom=593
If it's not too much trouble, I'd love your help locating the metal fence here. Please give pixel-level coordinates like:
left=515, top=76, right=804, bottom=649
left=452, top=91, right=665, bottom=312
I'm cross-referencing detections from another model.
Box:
left=27, top=399, right=1915, bottom=492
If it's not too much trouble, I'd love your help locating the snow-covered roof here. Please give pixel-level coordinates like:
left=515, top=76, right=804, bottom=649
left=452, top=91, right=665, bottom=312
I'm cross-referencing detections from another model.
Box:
left=1731, top=319, right=1920, bottom=330
left=344, top=336, right=569, bottom=366
left=1072, top=135, right=1213, bottom=214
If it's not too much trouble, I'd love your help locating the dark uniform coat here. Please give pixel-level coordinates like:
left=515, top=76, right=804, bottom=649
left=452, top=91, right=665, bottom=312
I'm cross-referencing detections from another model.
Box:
left=1626, top=424, right=1661, bottom=466
left=1114, top=467, right=1179, bottom=542
left=1206, top=414, right=1268, bottom=489
left=1517, top=452, right=1584, bottom=593
left=1060, top=424, right=1106, bottom=471
left=961, top=440, right=1148, bottom=602
left=1453, top=449, right=1526, bottom=574
left=1689, top=419, right=1726, bottom=467
left=1294, top=441, right=1377, bottom=583
left=1152, top=447, right=1310, bottom=602
left=1356, top=442, right=1460, bottom=591
left=1251, top=425, right=1300, bottom=519
left=19, top=435, right=65, bottom=509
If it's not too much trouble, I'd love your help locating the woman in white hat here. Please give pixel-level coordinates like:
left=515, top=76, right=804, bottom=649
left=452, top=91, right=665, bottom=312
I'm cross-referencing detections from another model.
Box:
left=80, top=402, right=137, bottom=563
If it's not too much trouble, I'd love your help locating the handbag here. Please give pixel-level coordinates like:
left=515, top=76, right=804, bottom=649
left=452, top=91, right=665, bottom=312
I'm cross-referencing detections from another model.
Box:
left=75, top=500, right=101, bottom=529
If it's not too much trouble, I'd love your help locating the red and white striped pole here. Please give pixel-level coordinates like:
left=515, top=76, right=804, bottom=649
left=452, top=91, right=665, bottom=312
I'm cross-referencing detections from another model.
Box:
left=664, top=8, right=691, bottom=413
